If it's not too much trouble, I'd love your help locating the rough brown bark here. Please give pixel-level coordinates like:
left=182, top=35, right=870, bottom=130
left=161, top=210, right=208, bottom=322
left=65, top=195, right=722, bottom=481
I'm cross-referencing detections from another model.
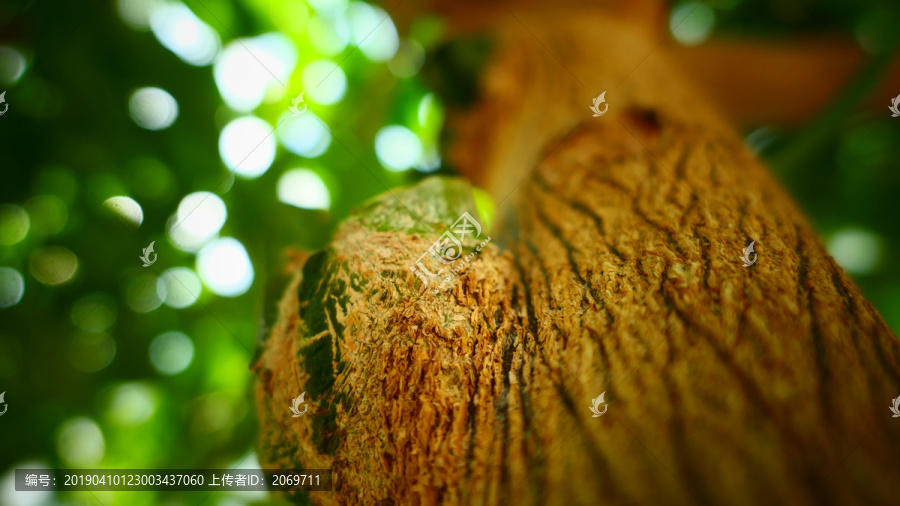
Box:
left=253, top=8, right=900, bottom=506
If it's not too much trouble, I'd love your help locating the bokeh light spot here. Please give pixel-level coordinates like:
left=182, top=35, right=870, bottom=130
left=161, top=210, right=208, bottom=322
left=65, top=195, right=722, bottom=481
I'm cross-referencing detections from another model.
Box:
left=125, top=273, right=166, bottom=313
left=301, top=60, right=347, bottom=105
left=0, top=204, right=30, bottom=245
left=308, top=15, right=350, bottom=56
left=168, top=191, right=227, bottom=252
left=307, top=0, right=349, bottom=18
left=388, top=39, right=425, bottom=78
left=418, top=93, right=435, bottom=127
left=744, top=126, right=778, bottom=155
left=277, top=111, right=331, bottom=157
left=0, top=47, right=27, bottom=85
left=828, top=228, right=882, bottom=275
left=277, top=169, right=331, bottom=210
left=161, top=267, right=202, bottom=308
left=117, top=0, right=160, bottom=31
left=670, top=2, right=715, bottom=46
left=129, top=87, right=178, bottom=130
left=71, top=293, right=118, bottom=331
left=0, top=461, right=53, bottom=506
left=348, top=2, right=399, bottom=62
left=57, top=417, right=105, bottom=466
left=150, top=1, right=220, bottom=66
left=69, top=332, right=117, bottom=373
left=192, top=392, right=235, bottom=434
left=0, top=267, right=25, bottom=308
left=196, top=237, right=254, bottom=297
left=218, top=116, right=276, bottom=179
left=414, top=147, right=442, bottom=173
left=214, top=34, right=296, bottom=112
left=29, top=246, right=78, bottom=285
left=375, top=125, right=422, bottom=172
left=149, top=331, right=195, bottom=374
left=24, top=195, right=67, bottom=235
left=108, top=382, right=157, bottom=426
left=103, top=196, right=144, bottom=226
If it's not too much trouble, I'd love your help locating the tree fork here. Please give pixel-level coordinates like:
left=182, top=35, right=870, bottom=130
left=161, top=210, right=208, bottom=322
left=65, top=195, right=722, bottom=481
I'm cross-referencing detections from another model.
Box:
left=253, top=7, right=900, bottom=505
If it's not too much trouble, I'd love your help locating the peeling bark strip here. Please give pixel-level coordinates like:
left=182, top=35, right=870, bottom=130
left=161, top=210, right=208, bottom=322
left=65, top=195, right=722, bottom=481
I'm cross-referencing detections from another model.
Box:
left=254, top=9, right=900, bottom=506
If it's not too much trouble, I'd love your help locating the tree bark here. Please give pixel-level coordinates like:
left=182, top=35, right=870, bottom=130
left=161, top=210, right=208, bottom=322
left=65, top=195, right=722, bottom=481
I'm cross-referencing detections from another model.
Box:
left=252, top=7, right=900, bottom=505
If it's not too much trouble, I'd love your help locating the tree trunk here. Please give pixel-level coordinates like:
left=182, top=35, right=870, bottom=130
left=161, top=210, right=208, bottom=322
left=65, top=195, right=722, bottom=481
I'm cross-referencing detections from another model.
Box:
left=252, top=7, right=900, bottom=505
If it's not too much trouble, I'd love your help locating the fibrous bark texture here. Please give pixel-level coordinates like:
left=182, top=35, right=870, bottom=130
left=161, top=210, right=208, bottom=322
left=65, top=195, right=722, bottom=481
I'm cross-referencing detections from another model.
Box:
left=253, top=8, right=900, bottom=505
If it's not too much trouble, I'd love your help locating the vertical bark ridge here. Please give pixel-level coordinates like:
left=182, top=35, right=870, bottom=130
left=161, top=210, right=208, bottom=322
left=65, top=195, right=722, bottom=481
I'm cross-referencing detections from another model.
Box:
left=253, top=9, right=900, bottom=505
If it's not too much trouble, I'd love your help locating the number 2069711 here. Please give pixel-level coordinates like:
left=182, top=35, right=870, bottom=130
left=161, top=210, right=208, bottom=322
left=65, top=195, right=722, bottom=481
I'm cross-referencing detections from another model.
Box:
left=271, top=473, right=320, bottom=487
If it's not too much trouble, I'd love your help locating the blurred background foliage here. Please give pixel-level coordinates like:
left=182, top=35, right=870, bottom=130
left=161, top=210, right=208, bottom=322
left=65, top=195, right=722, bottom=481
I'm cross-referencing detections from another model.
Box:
left=0, top=0, right=899, bottom=504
